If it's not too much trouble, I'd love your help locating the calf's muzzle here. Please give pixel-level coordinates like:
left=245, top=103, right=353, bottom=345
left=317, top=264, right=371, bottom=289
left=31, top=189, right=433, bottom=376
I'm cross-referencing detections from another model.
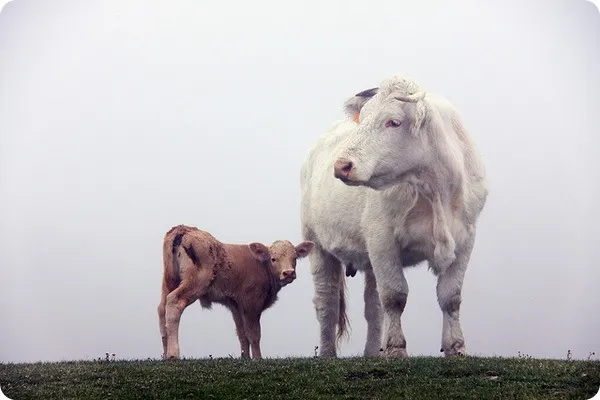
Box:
left=282, top=270, right=296, bottom=280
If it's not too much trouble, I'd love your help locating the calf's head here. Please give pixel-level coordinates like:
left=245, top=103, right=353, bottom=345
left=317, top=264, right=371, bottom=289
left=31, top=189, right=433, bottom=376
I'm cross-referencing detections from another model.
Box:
left=334, top=76, right=433, bottom=190
left=249, top=240, right=314, bottom=286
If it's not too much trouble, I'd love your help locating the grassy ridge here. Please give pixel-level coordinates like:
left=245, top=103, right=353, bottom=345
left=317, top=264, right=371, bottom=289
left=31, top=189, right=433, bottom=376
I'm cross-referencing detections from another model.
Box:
left=1, top=356, right=599, bottom=400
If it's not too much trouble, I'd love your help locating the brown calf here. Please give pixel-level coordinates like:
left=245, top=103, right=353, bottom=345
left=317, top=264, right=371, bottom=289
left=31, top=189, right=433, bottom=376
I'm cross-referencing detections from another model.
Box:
left=158, top=224, right=314, bottom=359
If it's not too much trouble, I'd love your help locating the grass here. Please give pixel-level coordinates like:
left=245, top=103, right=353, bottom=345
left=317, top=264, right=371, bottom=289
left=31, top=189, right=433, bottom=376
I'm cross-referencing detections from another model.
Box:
left=1, top=356, right=599, bottom=400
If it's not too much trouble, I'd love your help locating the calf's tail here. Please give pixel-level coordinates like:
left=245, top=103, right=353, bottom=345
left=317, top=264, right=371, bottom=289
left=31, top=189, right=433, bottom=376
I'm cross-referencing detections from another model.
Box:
left=162, top=226, right=189, bottom=293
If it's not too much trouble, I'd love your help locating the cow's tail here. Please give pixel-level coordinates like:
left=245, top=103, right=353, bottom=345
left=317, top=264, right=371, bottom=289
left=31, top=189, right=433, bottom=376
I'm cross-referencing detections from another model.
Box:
left=337, top=272, right=350, bottom=343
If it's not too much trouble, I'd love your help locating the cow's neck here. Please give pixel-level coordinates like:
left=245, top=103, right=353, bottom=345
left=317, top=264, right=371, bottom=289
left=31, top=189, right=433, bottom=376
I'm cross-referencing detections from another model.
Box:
left=386, top=165, right=462, bottom=268
left=412, top=165, right=462, bottom=270
left=410, top=163, right=463, bottom=216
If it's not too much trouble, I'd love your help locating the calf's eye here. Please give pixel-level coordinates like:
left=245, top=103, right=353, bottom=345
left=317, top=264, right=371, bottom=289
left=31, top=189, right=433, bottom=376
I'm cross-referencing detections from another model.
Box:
left=271, top=258, right=277, bottom=263
left=385, top=119, right=402, bottom=128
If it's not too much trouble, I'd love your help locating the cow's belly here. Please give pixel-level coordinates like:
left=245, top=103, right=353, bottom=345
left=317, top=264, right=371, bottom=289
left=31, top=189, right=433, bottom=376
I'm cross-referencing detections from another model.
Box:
left=392, top=214, right=435, bottom=267
left=313, top=212, right=372, bottom=269
left=399, top=248, right=428, bottom=267
left=308, top=177, right=372, bottom=269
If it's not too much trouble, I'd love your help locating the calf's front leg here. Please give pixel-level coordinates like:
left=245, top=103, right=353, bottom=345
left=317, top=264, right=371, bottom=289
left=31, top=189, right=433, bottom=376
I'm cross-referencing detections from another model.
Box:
left=230, top=307, right=250, bottom=358
left=243, top=312, right=263, bottom=359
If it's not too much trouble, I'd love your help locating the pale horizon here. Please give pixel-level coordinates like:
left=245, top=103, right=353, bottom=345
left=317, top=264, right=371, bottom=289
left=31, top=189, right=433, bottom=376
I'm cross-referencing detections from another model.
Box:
left=0, top=0, right=599, bottom=363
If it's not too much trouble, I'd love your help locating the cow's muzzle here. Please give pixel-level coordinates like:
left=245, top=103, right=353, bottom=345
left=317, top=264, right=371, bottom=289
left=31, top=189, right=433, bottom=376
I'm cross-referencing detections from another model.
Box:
left=333, top=159, right=354, bottom=181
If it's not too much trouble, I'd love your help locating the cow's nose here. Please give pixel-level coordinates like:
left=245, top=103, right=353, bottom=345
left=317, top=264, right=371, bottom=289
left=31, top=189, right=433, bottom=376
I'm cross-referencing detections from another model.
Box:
left=334, top=159, right=353, bottom=179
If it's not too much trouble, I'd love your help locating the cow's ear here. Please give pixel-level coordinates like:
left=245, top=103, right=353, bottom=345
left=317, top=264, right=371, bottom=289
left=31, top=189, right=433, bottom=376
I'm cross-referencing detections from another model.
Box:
left=249, top=243, right=270, bottom=262
left=295, top=241, right=314, bottom=258
left=343, top=87, right=378, bottom=121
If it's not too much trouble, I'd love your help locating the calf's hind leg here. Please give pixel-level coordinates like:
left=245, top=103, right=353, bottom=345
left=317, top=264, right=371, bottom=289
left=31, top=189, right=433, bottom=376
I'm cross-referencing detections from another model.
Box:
left=164, top=282, right=197, bottom=359
left=164, top=255, right=214, bottom=359
left=157, top=287, right=168, bottom=358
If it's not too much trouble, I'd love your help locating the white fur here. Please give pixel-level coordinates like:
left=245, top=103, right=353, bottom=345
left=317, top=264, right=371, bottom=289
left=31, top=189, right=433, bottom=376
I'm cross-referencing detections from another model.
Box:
left=300, top=75, right=488, bottom=357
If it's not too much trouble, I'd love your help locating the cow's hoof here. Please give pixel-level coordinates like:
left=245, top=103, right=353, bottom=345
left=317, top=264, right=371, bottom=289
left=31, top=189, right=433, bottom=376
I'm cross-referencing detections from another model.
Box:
left=318, top=351, right=338, bottom=358
left=363, top=348, right=383, bottom=358
left=385, top=347, right=408, bottom=358
left=443, top=343, right=467, bottom=357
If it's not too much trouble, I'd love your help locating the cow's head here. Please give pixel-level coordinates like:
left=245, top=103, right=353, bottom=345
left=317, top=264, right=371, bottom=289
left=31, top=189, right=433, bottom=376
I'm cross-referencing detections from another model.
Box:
left=334, top=76, right=434, bottom=190
left=249, top=240, right=314, bottom=286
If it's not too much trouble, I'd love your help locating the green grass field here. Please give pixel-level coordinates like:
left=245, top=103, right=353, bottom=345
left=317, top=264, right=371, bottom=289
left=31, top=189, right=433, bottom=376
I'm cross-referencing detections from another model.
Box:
left=1, top=356, right=599, bottom=400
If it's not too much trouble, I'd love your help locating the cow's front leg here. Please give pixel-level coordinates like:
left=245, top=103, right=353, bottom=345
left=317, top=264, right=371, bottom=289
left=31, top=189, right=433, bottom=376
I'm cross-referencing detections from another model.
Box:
left=309, top=245, right=344, bottom=357
left=363, top=268, right=383, bottom=357
left=367, top=234, right=409, bottom=358
left=436, top=235, right=474, bottom=357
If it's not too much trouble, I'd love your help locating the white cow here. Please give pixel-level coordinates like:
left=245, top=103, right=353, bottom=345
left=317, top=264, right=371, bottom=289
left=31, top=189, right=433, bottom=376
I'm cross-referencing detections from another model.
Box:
left=300, top=75, right=488, bottom=358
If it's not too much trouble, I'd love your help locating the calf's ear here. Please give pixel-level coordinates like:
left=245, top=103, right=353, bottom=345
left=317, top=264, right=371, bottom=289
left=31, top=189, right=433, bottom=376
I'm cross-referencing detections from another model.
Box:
left=295, top=241, right=315, bottom=258
left=249, top=242, right=270, bottom=262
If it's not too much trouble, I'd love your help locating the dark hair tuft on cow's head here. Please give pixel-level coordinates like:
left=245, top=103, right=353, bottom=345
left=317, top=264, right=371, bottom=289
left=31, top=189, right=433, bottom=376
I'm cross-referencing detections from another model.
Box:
left=355, top=87, right=379, bottom=98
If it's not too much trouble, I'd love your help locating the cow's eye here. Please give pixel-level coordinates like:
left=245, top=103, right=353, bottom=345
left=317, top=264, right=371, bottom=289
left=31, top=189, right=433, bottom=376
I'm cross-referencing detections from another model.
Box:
left=385, top=119, right=402, bottom=128
left=271, top=258, right=276, bottom=263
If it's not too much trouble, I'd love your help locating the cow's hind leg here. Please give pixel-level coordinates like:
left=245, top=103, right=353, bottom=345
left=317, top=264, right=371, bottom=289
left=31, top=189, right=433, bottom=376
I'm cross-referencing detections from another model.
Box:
left=310, top=245, right=343, bottom=357
left=363, top=268, right=383, bottom=357
left=436, top=236, right=474, bottom=357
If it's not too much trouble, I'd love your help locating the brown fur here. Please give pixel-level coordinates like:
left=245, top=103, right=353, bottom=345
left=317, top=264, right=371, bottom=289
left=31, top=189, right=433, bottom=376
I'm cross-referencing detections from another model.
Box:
left=158, top=224, right=313, bottom=360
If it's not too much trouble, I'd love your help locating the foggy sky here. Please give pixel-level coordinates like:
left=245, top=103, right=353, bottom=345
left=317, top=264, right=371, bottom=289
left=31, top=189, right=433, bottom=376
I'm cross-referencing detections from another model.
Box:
left=1, top=0, right=599, bottom=363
